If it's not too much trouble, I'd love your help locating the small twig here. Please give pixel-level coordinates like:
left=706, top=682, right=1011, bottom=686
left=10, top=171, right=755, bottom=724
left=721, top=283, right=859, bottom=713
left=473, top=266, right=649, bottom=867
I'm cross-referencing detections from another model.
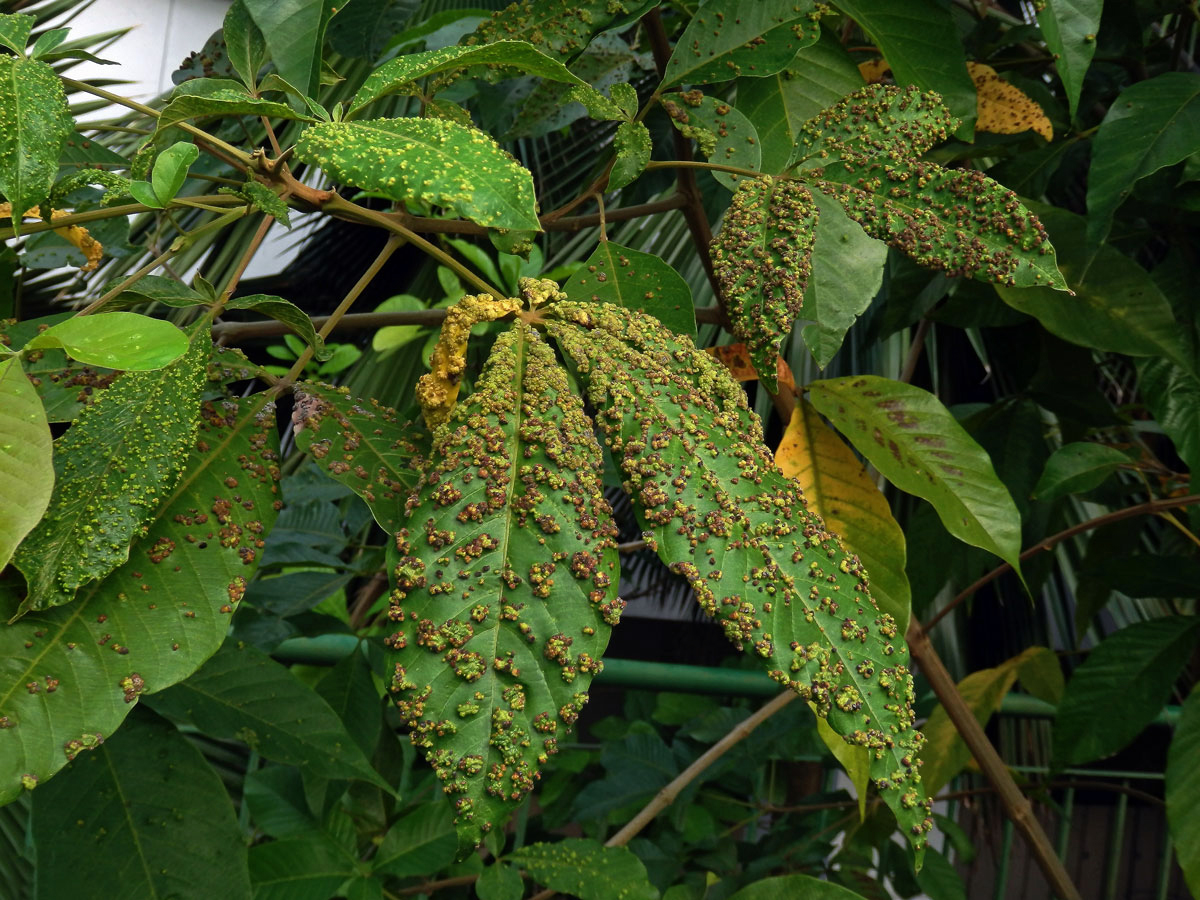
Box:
left=217, top=215, right=275, bottom=307
left=396, top=874, right=479, bottom=897
left=898, top=317, right=932, bottom=384
left=1, top=195, right=245, bottom=237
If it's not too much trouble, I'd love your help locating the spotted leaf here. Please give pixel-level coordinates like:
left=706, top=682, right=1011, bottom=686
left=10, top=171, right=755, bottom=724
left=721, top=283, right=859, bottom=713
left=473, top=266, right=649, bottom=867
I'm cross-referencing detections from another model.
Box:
left=386, top=323, right=620, bottom=852
left=0, top=356, right=53, bottom=573
left=969, top=62, right=1052, bottom=142
left=711, top=176, right=817, bottom=392
left=462, top=0, right=656, bottom=63
left=295, top=117, right=540, bottom=233
left=0, top=396, right=281, bottom=804
left=0, top=55, right=73, bottom=236
left=562, top=241, right=695, bottom=338
left=663, top=92, right=760, bottom=190
left=546, top=304, right=933, bottom=854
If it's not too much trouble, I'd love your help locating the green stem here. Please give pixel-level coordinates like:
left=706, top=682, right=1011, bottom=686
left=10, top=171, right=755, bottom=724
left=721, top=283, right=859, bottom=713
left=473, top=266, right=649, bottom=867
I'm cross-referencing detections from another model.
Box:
left=3, top=195, right=244, bottom=236
left=644, top=159, right=764, bottom=181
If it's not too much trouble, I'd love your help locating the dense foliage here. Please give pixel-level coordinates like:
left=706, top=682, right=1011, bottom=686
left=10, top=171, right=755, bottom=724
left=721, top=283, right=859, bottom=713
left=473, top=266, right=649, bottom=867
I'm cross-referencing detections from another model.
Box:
left=0, top=1, right=1197, bottom=899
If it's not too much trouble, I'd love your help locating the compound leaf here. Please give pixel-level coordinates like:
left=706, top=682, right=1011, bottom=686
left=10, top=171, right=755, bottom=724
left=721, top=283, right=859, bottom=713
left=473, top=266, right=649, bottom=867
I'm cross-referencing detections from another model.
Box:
left=562, top=241, right=695, bottom=337
left=0, top=55, right=73, bottom=235
left=0, top=356, right=53, bottom=573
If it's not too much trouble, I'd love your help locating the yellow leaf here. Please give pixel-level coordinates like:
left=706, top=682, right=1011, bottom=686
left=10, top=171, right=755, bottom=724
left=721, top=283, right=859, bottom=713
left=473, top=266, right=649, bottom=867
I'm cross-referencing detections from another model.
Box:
left=775, top=398, right=910, bottom=630
left=857, top=58, right=892, bottom=84
left=969, top=61, right=1053, bottom=142
left=0, top=202, right=102, bottom=271
left=706, top=342, right=797, bottom=394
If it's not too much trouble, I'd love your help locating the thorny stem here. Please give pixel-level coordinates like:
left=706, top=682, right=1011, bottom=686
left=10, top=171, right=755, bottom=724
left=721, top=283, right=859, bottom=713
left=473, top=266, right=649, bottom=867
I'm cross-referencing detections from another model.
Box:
left=922, top=493, right=1200, bottom=633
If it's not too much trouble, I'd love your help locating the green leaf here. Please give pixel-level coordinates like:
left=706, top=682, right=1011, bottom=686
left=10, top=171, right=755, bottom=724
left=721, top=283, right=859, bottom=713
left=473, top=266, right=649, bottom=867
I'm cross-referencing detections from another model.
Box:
left=831, top=0, right=976, bottom=138
left=30, top=707, right=251, bottom=900
left=0, top=395, right=281, bottom=803
left=147, top=642, right=387, bottom=786
left=808, top=375, right=1023, bottom=575
left=462, top=0, right=654, bottom=63
left=388, top=324, right=620, bottom=850
left=1053, top=616, right=1200, bottom=768
left=128, top=180, right=164, bottom=209
left=350, top=40, right=590, bottom=115
left=1082, top=555, right=1200, bottom=601
left=799, top=189, right=887, bottom=368
left=157, top=79, right=313, bottom=136
left=914, top=846, right=967, bottom=900
left=149, top=141, right=200, bottom=207
left=225, top=294, right=331, bottom=361
left=28, top=28, right=71, bottom=61
left=0, top=356, right=53, bottom=572
left=812, top=702, right=871, bottom=821
left=371, top=294, right=426, bottom=353
left=0, top=55, right=73, bottom=235
left=996, top=205, right=1193, bottom=371
left=608, top=121, right=651, bottom=192
left=295, top=117, right=540, bottom=233
left=548, top=305, right=933, bottom=853
left=249, top=836, right=355, bottom=900
left=736, top=29, right=864, bottom=174
left=712, top=176, right=817, bottom=391
left=661, top=0, right=824, bottom=89
left=663, top=92, right=760, bottom=190
left=1168, top=687, right=1200, bottom=898
left=477, top=862, right=524, bottom=900
left=327, top=0, right=418, bottom=60
left=242, top=0, right=336, bottom=98
left=24, top=312, right=189, bottom=370
left=231, top=180, right=292, bottom=227
left=775, top=398, right=910, bottom=632
left=292, top=381, right=423, bottom=532
left=101, top=274, right=208, bottom=309
left=372, top=803, right=457, bottom=877
left=1032, top=442, right=1130, bottom=501
left=725, top=874, right=866, bottom=900
left=224, top=0, right=269, bottom=91
left=562, top=241, right=695, bottom=337
left=13, top=337, right=208, bottom=612
left=1036, top=0, right=1101, bottom=120
left=315, top=648, right=382, bottom=758
left=0, top=12, right=33, bottom=54
left=1017, top=646, right=1064, bottom=706
left=1086, top=73, right=1200, bottom=248
left=506, top=839, right=658, bottom=900
left=1137, top=358, right=1200, bottom=476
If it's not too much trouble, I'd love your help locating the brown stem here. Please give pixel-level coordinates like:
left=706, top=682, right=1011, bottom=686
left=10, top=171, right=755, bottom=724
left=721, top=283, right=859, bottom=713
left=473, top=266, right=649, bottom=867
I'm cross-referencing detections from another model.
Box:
left=217, top=215, right=275, bottom=309
left=905, top=620, right=1082, bottom=900
left=2, top=195, right=245, bottom=237
left=898, top=317, right=932, bottom=384
left=923, top=493, right=1200, bottom=633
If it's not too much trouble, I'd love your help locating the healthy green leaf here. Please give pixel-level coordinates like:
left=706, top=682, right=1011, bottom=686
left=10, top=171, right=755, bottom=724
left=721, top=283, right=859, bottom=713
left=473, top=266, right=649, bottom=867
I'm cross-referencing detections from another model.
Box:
left=663, top=92, right=760, bottom=190
left=1032, top=442, right=1131, bottom=501
left=315, top=648, right=383, bottom=757
left=0, top=12, right=33, bottom=54
left=30, top=707, right=251, bottom=900
left=562, top=241, right=695, bottom=337
left=661, top=0, right=824, bottom=89
left=799, top=189, right=887, bottom=368
left=1053, top=616, right=1200, bottom=768
left=0, top=55, right=73, bottom=235
left=1168, top=686, right=1200, bottom=898
left=387, top=323, right=620, bottom=851
left=101, top=274, right=208, bottom=309
left=148, top=141, right=200, bottom=208
left=725, top=873, right=866, bottom=900
left=712, top=176, right=817, bottom=390
left=242, top=0, right=336, bottom=98
left=547, top=304, right=933, bottom=853
left=224, top=0, right=269, bottom=91
left=808, top=375, right=1024, bottom=575
left=249, top=836, right=355, bottom=900
left=1086, top=73, right=1200, bottom=248
left=295, top=117, right=541, bottom=233
left=608, top=120, right=651, bottom=192
left=24, top=312, right=189, bottom=370
left=914, top=846, right=968, bottom=900
left=0, top=356, right=53, bottom=572
left=1036, top=0, right=1101, bottom=119
left=831, top=0, right=976, bottom=137
left=292, top=381, right=423, bottom=532
left=147, top=642, right=388, bottom=786
left=0, top=396, right=281, bottom=803
left=477, top=862, right=525, bottom=900
left=1082, top=555, right=1200, bottom=601
left=506, top=839, right=657, bottom=900
left=1137, top=358, right=1200, bottom=476
left=28, top=28, right=71, bottom=61
left=350, top=40, right=591, bottom=115
left=157, top=79, right=313, bottom=136
left=327, top=0, right=418, bottom=60
left=13, top=337, right=208, bottom=612
left=225, top=294, right=331, bottom=361
left=371, top=803, right=457, bottom=877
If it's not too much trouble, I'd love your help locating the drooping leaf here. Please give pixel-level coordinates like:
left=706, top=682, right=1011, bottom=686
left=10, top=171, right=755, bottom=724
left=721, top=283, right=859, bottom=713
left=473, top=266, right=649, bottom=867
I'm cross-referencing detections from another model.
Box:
left=663, top=92, right=761, bottom=190
left=1037, top=0, right=1101, bottom=119
left=1032, top=442, right=1130, bottom=501
left=30, top=707, right=251, bottom=900
left=13, top=337, right=208, bottom=612
left=1087, top=73, right=1200, bottom=248
left=775, top=398, right=910, bottom=631
left=660, top=0, right=824, bottom=89
left=371, top=803, right=457, bottom=877
left=24, top=312, right=189, bottom=370
left=350, top=40, right=592, bottom=115
left=562, top=241, right=695, bottom=337
left=968, top=62, right=1052, bottom=142
left=242, top=0, right=336, bottom=98
left=799, top=189, right=887, bottom=367
left=0, top=356, right=53, bottom=572
left=0, top=55, right=73, bottom=235
left=292, top=382, right=423, bottom=532
left=224, top=0, right=269, bottom=91
left=249, top=836, right=356, bottom=900
left=830, top=0, right=976, bottom=137
left=1052, top=616, right=1200, bottom=768
left=387, top=323, right=621, bottom=850
left=102, top=274, right=208, bottom=309
left=547, top=304, right=933, bottom=853
left=225, top=294, right=331, bottom=361
left=807, top=375, right=1023, bottom=575
left=157, top=79, right=313, bottom=137
left=725, top=873, right=866, bottom=900
left=0, top=396, right=281, bottom=803
left=996, top=205, right=1193, bottom=371
left=147, top=642, right=388, bottom=787
left=506, top=839, right=658, bottom=900
left=712, top=176, right=817, bottom=391
left=0, top=12, right=34, bottom=55
left=794, top=85, right=1065, bottom=290
left=461, top=0, right=656, bottom=63
left=295, top=118, right=540, bottom=233
left=1137, top=358, right=1200, bottom=476
left=609, top=120, right=651, bottom=191
left=1167, top=686, right=1200, bottom=898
